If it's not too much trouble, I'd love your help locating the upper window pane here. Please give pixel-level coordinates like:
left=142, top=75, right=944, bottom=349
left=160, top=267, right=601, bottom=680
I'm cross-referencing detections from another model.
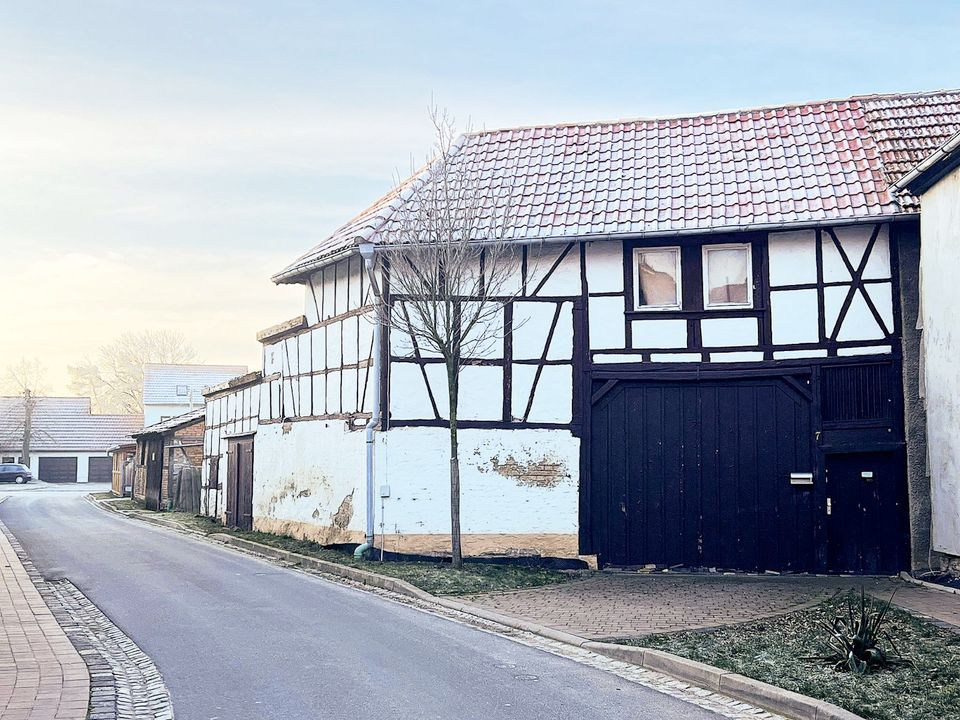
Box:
left=704, top=245, right=752, bottom=307
left=635, top=248, right=681, bottom=309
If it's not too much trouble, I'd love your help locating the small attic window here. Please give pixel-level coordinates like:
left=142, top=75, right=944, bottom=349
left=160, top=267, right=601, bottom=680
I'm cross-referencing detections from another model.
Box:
left=176, top=385, right=189, bottom=397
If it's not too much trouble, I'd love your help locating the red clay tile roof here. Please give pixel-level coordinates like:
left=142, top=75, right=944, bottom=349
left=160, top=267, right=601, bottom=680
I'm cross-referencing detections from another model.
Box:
left=274, top=89, right=960, bottom=283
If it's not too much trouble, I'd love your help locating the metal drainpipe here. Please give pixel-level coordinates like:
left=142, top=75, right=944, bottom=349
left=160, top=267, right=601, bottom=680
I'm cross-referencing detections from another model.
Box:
left=354, top=242, right=381, bottom=559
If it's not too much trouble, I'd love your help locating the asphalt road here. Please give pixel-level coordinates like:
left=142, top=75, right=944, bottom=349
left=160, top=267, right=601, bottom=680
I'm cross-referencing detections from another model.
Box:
left=0, top=491, right=720, bottom=720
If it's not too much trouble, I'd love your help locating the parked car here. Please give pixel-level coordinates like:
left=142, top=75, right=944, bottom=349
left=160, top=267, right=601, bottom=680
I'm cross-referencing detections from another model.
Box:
left=0, top=464, right=32, bottom=484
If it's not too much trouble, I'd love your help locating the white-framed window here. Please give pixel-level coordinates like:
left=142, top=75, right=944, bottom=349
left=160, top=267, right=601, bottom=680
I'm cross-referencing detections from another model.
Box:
left=633, top=246, right=682, bottom=310
left=703, top=243, right=753, bottom=309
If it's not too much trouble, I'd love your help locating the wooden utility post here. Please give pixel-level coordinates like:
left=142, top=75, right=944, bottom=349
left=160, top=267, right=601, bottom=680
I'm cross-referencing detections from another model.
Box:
left=21, top=388, right=32, bottom=466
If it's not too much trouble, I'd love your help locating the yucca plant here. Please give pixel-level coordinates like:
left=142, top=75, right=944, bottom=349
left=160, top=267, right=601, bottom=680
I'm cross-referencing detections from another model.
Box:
left=814, top=588, right=909, bottom=674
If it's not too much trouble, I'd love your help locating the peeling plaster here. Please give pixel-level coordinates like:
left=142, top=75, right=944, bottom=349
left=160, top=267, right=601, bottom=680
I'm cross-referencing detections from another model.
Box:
left=487, top=453, right=570, bottom=488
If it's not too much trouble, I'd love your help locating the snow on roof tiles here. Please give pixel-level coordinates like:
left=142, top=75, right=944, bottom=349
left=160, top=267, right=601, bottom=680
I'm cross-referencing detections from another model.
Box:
left=274, top=89, right=960, bottom=283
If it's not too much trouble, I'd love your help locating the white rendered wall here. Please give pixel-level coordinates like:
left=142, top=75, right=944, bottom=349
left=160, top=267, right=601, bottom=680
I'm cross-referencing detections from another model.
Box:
left=251, top=419, right=367, bottom=542
left=920, top=166, right=960, bottom=556
left=378, top=427, right=579, bottom=547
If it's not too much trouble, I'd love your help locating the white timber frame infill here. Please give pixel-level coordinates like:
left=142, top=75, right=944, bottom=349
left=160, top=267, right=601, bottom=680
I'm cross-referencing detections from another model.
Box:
left=589, top=223, right=898, bottom=364
left=387, top=242, right=581, bottom=431
left=201, top=380, right=261, bottom=519
left=261, top=255, right=376, bottom=428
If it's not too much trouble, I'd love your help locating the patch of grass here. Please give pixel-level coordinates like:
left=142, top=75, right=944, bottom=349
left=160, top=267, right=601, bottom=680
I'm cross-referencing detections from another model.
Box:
left=223, top=528, right=578, bottom=596
left=620, top=592, right=960, bottom=720
left=108, top=498, right=144, bottom=512
left=88, top=491, right=116, bottom=500
left=104, top=500, right=577, bottom=596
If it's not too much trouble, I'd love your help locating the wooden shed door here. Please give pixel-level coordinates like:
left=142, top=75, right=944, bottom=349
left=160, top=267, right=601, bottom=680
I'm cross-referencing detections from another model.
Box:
left=144, top=439, right=164, bottom=511
left=226, top=438, right=254, bottom=531
left=588, top=377, right=816, bottom=572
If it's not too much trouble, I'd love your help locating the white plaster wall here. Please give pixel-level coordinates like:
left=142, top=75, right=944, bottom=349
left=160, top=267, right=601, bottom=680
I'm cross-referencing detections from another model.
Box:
left=770, top=288, right=820, bottom=345
left=379, top=427, right=579, bottom=536
left=252, top=419, right=367, bottom=535
left=822, top=224, right=891, bottom=282
left=700, top=317, right=759, bottom=347
left=527, top=244, right=582, bottom=296
left=920, top=165, right=960, bottom=556
left=588, top=295, right=626, bottom=349
left=631, top=319, right=687, bottom=349
left=513, top=302, right=573, bottom=360
left=144, top=403, right=198, bottom=426
left=511, top=365, right=572, bottom=423
left=768, top=230, right=817, bottom=286
left=584, top=241, right=623, bottom=293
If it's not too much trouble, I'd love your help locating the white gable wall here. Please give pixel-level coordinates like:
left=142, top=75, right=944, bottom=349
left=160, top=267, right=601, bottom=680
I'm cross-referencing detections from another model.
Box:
left=919, top=165, right=960, bottom=558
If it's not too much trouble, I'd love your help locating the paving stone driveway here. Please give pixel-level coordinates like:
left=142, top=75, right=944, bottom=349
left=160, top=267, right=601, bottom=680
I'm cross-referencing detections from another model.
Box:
left=462, top=572, right=958, bottom=640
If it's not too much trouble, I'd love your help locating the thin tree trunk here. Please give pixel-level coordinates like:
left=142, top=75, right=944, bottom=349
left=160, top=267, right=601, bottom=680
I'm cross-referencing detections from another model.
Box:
left=447, top=363, right=463, bottom=569
left=21, top=389, right=32, bottom=467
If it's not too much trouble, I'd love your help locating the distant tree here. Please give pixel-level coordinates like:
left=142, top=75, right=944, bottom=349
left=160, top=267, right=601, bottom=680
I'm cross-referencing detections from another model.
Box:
left=68, top=330, right=196, bottom=414
left=378, top=109, right=526, bottom=569
left=0, top=358, right=49, bottom=465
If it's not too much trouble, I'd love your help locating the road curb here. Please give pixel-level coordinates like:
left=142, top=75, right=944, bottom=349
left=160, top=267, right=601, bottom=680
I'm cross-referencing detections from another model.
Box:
left=86, top=495, right=866, bottom=720
left=900, top=569, right=960, bottom=596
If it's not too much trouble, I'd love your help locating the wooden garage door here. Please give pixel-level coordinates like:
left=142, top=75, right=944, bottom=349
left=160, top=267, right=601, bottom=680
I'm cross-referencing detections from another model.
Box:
left=588, top=377, right=816, bottom=572
left=87, top=457, right=113, bottom=484
left=38, top=457, right=78, bottom=483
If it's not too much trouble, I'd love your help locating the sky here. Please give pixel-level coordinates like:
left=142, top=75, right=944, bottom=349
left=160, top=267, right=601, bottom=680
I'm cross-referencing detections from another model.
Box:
left=2, top=0, right=959, bottom=394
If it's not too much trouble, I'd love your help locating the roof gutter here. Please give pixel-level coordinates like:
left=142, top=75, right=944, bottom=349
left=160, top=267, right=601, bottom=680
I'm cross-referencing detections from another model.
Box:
left=272, top=212, right=916, bottom=285
left=890, top=130, right=960, bottom=195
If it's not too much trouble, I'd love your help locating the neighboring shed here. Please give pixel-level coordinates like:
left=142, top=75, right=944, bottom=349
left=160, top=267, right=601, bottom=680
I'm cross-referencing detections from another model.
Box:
left=143, top=363, right=247, bottom=426
left=132, top=408, right=205, bottom=511
left=107, top=441, right=137, bottom=497
left=0, top=396, right=142, bottom=483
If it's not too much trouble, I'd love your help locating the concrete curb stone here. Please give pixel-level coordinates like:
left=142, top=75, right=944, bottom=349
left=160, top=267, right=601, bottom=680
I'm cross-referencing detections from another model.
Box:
left=899, top=569, right=960, bottom=596
left=88, top=496, right=867, bottom=720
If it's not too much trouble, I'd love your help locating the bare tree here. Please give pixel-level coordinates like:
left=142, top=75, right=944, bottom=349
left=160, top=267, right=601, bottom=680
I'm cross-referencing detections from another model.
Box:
left=68, top=330, right=196, bottom=414
left=0, top=358, right=49, bottom=465
left=377, top=109, right=529, bottom=568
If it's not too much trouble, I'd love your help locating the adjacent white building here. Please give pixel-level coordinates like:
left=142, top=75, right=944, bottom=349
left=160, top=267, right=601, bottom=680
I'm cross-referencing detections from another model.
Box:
left=0, top=396, right=142, bottom=483
left=895, top=130, right=960, bottom=567
left=143, top=363, right=247, bottom=426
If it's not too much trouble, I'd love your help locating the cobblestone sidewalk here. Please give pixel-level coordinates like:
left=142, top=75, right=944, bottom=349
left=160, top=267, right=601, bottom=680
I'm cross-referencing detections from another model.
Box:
left=462, top=572, right=960, bottom=640
left=0, top=516, right=88, bottom=720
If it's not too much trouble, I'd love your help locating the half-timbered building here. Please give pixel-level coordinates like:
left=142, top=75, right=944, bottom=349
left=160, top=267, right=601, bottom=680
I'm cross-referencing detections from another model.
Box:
left=202, top=89, right=960, bottom=573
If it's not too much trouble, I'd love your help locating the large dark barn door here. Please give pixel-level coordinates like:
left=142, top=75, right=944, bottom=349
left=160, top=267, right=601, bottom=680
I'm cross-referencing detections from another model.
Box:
left=226, top=437, right=254, bottom=531
left=589, top=377, right=816, bottom=572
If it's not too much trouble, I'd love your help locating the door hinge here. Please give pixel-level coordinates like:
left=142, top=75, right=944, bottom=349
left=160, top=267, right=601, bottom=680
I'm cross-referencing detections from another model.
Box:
left=826, top=497, right=832, bottom=515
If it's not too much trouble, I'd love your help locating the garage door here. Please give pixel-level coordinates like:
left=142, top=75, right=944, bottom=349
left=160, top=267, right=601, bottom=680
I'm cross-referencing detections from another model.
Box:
left=38, top=457, right=78, bottom=483
left=588, top=376, right=816, bottom=572
left=87, top=457, right=113, bottom=484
